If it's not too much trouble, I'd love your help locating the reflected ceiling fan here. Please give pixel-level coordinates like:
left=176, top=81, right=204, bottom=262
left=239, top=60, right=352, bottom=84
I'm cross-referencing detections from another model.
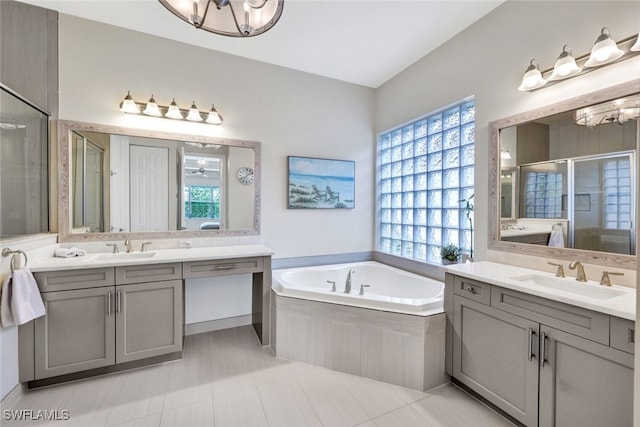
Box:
left=189, top=166, right=213, bottom=177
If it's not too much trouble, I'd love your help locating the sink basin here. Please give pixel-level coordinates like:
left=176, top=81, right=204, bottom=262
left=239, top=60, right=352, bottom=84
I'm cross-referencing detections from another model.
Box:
left=94, top=252, right=156, bottom=261
left=510, top=274, right=628, bottom=300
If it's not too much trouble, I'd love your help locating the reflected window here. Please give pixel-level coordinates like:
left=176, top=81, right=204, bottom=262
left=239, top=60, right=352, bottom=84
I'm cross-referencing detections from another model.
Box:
left=184, top=185, right=220, bottom=219
left=603, top=158, right=632, bottom=230
left=0, top=87, right=49, bottom=238
left=522, top=171, right=563, bottom=218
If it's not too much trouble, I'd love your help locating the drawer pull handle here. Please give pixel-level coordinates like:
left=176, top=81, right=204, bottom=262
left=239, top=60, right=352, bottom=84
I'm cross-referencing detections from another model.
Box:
left=214, top=264, right=237, bottom=270
left=528, top=328, right=536, bottom=362
left=540, top=332, right=547, bottom=368
left=464, top=285, right=477, bottom=294
left=630, top=329, right=635, bottom=344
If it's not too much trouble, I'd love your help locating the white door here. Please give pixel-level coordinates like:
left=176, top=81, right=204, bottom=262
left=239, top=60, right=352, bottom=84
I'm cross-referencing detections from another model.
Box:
left=129, top=145, right=169, bottom=231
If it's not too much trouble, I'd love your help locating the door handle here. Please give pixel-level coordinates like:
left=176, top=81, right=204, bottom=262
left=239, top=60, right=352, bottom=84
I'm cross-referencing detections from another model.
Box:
left=540, top=332, right=547, bottom=368
left=528, top=328, right=536, bottom=361
left=117, top=292, right=122, bottom=314
left=107, top=291, right=112, bottom=316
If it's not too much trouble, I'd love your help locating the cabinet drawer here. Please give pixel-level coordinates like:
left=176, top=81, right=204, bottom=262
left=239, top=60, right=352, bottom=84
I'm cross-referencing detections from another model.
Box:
left=183, top=257, right=263, bottom=278
left=115, top=263, right=182, bottom=285
left=491, top=287, right=609, bottom=345
left=453, top=276, right=491, bottom=305
left=610, top=317, right=635, bottom=354
left=34, top=268, right=114, bottom=292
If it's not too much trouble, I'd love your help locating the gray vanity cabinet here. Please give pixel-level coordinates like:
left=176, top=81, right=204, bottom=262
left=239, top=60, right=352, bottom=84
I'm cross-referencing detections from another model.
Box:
left=34, top=286, right=115, bottom=379
left=453, top=294, right=539, bottom=426
left=115, top=280, right=182, bottom=364
left=538, top=325, right=634, bottom=427
left=447, top=273, right=635, bottom=427
left=31, top=265, right=183, bottom=381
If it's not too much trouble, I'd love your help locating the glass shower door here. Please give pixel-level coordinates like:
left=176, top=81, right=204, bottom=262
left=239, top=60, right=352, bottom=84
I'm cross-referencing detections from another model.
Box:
left=572, top=152, right=635, bottom=255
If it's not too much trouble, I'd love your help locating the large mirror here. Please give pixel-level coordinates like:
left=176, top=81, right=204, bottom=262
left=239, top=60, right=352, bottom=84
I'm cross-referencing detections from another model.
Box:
left=58, top=120, right=260, bottom=242
left=489, top=80, right=639, bottom=270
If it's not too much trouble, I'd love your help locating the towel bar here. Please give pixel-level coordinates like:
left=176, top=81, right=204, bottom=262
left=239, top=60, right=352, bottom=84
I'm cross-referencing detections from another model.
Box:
left=2, top=248, right=28, bottom=272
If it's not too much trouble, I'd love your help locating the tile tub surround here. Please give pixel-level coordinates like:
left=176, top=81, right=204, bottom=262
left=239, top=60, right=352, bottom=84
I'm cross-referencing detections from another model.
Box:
left=272, top=292, right=448, bottom=392
left=442, top=261, right=636, bottom=321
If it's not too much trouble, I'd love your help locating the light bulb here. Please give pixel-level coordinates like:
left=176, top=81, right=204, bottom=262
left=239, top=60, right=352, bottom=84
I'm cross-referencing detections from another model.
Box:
left=119, top=91, right=140, bottom=114
left=585, top=27, right=624, bottom=67
left=206, top=105, right=223, bottom=125
left=143, top=95, right=162, bottom=117
left=165, top=98, right=184, bottom=119
left=518, top=59, right=546, bottom=91
left=186, top=101, right=203, bottom=122
left=549, top=45, right=581, bottom=81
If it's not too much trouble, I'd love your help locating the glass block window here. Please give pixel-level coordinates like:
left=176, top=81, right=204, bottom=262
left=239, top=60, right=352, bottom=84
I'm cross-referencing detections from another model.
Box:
left=603, top=157, right=632, bottom=230
left=378, top=99, right=475, bottom=263
left=522, top=172, right=563, bottom=218
left=184, top=185, right=220, bottom=219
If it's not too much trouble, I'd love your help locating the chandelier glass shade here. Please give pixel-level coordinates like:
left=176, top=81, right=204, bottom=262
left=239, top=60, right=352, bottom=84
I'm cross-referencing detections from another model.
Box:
left=159, top=0, right=284, bottom=37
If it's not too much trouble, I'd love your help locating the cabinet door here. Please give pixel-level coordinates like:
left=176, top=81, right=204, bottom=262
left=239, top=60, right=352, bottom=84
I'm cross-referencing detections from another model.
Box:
left=539, top=325, right=634, bottom=427
left=34, top=287, right=115, bottom=379
left=453, top=296, right=539, bottom=426
left=115, top=280, right=183, bottom=364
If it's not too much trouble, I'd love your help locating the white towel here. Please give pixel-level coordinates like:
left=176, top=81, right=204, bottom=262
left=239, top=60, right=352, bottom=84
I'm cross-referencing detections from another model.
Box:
left=54, top=248, right=77, bottom=258
left=548, top=229, right=564, bottom=248
left=0, top=269, right=46, bottom=327
left=54, top=247, right=87, bottom=257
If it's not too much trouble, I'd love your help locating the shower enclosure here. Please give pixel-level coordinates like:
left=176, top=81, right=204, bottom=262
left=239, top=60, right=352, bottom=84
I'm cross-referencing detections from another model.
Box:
left=519, top=150, right=635, bottom=255
left=72, top=131, right=106, bottom=232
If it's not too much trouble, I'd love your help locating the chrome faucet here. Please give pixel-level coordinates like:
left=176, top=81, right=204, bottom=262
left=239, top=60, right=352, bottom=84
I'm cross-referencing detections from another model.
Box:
left=140, top=242, right=152, bottom=252
left=568, top=261, right=587, bottom=282
left=124, top=240, right=133, bottom=253
left=106, top=243, right=119, bottom=254
left=344, top=269, right=355, bottom=293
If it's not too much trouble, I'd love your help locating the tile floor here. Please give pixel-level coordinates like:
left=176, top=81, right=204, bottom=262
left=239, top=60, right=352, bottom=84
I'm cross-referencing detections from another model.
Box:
left=3, top=326, right=514, bottom=427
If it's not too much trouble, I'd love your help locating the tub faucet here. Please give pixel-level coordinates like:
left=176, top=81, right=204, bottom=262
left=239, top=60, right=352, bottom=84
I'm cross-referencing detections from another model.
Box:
left=568, top=261, right=587, bottom=282
left=345, top=269, right=355, bottom=293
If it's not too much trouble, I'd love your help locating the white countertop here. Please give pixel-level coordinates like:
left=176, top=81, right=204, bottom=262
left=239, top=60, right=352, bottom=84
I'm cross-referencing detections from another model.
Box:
left=500, top=229, right=551, bottom=238
left=442, top=261, right=636, bottom=321
left=29, top=244, right=274, bottom=272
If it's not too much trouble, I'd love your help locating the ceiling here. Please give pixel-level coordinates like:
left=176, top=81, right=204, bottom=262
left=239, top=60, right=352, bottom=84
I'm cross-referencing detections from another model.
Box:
left=20, top=0, right=504, bottom=88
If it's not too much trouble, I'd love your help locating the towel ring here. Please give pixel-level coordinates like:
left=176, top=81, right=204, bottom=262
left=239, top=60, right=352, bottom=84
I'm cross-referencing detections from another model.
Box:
left=2, top=248, right=28, bottom=272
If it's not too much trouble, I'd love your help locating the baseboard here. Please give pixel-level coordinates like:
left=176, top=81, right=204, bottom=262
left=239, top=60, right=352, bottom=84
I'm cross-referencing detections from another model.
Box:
left=184, top=314, right=252, bottom=336
left=0, top=383, right=25, bottom=411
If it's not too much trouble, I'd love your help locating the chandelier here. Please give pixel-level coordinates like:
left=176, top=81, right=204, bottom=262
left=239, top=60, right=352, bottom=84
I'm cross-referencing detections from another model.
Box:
left=159, top=0, right=284, bottom=37
left=574, top=94, right=640, bottom=128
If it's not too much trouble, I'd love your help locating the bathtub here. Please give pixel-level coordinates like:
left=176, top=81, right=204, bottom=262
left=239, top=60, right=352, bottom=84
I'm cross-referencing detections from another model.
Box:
left=272, top=261, right=444, bottom=316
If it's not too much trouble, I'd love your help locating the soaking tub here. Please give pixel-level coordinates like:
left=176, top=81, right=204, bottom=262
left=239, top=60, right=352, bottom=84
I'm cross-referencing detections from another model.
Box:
left=271, top=261, right=447, bottom=391
left=272, top=261, right=444, bottom=316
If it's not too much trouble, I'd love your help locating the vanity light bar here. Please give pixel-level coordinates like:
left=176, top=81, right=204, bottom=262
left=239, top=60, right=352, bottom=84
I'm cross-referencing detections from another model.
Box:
left=119, top=91, right=223, bottom=125
left=518, top=29, right=640, bottom=92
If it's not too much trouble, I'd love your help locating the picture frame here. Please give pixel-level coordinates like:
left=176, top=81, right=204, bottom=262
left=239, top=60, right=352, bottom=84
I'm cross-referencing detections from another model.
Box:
left=287, top=156, right=355, bottom=209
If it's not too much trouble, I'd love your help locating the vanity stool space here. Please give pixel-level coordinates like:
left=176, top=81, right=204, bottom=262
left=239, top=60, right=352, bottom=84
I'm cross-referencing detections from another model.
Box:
left=18, top=248, right=272, bottom=388
left=443, top=264, right=635, bottom=427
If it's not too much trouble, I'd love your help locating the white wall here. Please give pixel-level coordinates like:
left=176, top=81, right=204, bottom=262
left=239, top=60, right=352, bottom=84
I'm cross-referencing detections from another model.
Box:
left=57, top=14, right=376, bottom=260
left=375, top=1, right=640, bottom=422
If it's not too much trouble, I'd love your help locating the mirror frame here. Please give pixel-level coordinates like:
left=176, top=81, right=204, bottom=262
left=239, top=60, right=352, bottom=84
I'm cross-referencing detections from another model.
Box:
left=488, top=79, right=639, bottom=270
left=57, top=120, right=261, bottom=242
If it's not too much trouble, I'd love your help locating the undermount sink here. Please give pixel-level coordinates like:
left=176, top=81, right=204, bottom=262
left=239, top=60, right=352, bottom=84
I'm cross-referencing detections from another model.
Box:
left=510, top=274, right=628, bottom=300
left=94, top=252, right=156, bottom=261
